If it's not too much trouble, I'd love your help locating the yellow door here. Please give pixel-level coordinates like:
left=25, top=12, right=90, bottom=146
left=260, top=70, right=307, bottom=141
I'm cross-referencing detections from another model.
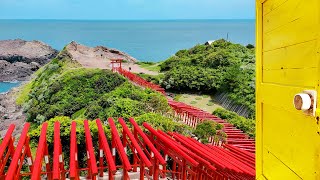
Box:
left=256, top=0, right=320, bottom=179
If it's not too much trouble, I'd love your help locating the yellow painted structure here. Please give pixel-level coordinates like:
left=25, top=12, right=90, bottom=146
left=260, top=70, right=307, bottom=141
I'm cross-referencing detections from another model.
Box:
left=256, top=0, right=320, bottom=179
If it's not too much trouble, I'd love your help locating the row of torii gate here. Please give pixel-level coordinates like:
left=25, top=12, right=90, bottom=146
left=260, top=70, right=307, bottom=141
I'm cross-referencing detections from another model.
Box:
left=0, top=60, right=255, bottom=179
left=1, top=118, right=254, bottom=180
left=115, top=63, right=255, bottom=153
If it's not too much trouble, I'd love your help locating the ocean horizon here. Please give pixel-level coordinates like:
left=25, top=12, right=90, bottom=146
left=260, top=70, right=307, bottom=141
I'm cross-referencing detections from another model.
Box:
left=0, top=19, right=255, bottom=61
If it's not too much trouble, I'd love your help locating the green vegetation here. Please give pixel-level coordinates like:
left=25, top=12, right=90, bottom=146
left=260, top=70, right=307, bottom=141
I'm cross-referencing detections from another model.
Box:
left=193, top=120, right=225, bottom=143
left=18, top=49, right=170, bottom=125
left=136, top=61, right=161, bottom=72
left=159, top=39, right=255, bottom=117
left=190, top=101, right=197, bottom=104
left=213, top=108, right=255, bottom=138
left=207, top=102, right=214, bottom=106
left=21, top=49, right=190, bottom=169
left=135, top=112, right=191, bottom=135
left=136, top=73, right=164, bottom=85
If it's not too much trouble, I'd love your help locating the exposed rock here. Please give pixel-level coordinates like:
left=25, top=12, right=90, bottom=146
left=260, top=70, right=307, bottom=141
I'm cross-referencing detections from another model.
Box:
left=65, top=41, right=137, bottom=69
left=0, top=87, right=26, bottom=138
left=64, top=41, right=157, bottom=75
left=0, top=39, right=58, bottom=81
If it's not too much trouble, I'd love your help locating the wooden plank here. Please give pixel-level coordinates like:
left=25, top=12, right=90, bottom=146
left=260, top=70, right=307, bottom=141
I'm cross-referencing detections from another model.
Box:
left=262, top=0, right=288, bottom=16
left=262, top=68, right=317, bottom=87
left=260, top=83, right=314, bottom=111
left=263, top=0, right=317, bottom=33
left=263, top=13, right=319, bottom=52
left=262, top=147, right=302, bottom=180
left=262, top=103, right=320, bottom=179
left=263, top=40, right=318, bottom=69
left=255, top=1, right=263, bottom=177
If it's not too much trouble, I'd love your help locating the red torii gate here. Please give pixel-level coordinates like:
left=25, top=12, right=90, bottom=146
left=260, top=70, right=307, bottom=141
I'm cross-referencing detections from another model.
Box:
left=0, top=118, right=255, bottom=179
left=114, top=68, right=255, bottom=153
left=110, top=59, right=123, bottom=72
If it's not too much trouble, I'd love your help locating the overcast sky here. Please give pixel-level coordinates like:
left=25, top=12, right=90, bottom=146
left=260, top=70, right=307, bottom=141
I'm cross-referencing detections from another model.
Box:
left=0, top=0, right=255, bottom=20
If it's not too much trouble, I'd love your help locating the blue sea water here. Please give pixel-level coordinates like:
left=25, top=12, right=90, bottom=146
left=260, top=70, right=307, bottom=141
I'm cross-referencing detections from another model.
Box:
left=0, top=19, right=255, bottom=61
left=0, top=82, right=20, bottom=93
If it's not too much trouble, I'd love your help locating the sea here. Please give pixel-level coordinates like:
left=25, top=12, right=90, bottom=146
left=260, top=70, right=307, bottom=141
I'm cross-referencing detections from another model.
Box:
left=0, top=19, right=255, bottom=93
left=0, top=82, right=20, bottom=94
left=0, top=19, right=255, bottom=62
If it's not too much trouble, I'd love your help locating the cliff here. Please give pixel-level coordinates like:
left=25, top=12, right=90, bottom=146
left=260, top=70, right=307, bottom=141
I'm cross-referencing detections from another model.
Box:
left=65, top=41, right=137, bottom=69
left=0, top=39, right=58, bottom=81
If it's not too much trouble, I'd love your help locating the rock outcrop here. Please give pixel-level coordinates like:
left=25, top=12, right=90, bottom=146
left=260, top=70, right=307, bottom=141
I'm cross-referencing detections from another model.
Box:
left=65, top=41, right=137, bottom=69
left=0, top=39, right=58, bottom=81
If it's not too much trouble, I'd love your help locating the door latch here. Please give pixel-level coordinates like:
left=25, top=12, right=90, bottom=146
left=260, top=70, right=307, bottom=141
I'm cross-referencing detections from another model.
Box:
left=293, top=90, right=317, bottom=116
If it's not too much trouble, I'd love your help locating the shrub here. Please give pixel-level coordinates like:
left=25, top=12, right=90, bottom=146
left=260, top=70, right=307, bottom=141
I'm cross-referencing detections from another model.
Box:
left=213, top=108, right=255, bottom=138
left=135, top=113, right=191, bottom=135
left=190, top=101, right=197, bottom=104
left=207, top=102, right=214, bottom=106
left=193, top=120, right=224, bottom=143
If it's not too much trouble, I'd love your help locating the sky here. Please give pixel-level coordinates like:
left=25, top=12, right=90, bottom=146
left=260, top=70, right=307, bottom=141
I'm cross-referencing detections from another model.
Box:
left=0, top=0, right=255, bottom=20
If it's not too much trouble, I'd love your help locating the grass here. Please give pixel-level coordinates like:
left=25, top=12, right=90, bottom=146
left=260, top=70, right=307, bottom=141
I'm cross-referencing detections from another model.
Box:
left=16, top=82, right=33, bottom=105
left=172, top=93, right=224, bottom=113
left=207, top=102, right=214, bottom=106
left=136, top=62, right=161, bottom=72
left=190, top=101, right=197, bottom=104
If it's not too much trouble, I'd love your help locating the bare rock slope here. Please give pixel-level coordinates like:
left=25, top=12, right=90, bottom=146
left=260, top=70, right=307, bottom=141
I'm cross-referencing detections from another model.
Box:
left=0, top=39, right=58, bottom=81
left=66, top=41, right=158, bottom=75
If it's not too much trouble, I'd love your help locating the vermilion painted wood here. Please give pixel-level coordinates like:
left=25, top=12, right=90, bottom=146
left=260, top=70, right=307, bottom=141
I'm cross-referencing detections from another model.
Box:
left=143, top=123, right=199, bottom=167
left=129, top=118, right=166, bottom=165
left=1, top=118, right=255, bottom=179
left=107, top=118, right=132, bottom=171
left=96, top=119, right=116, bottom=177
left=69, top=121, right=79, bottom=180
left=0, top=124, right=15, bottom=175
left=53, top=121, right=61, bottom=179
left=5, top=123, right=30, bottom=180
left=118, top=118, right=152, bottom=167
left=0, top=124, right=15, bottom=158
left=83, top=120, right=98, bottom=178
left=30, top=122, right=49, bottom=180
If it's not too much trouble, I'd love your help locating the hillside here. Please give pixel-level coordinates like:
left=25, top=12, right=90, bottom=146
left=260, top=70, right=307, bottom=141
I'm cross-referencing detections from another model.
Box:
left=12, top=45, right=192, bottom=167
left=159, top=39, right=255, bottom=117
left=17, top=48, right=174, bottom=125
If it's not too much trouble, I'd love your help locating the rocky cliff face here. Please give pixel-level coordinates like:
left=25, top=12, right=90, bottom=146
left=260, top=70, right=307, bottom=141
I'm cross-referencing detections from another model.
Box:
left=65, top=41, right=137, bottom=69
left=0, top=39, right=58, bottom=81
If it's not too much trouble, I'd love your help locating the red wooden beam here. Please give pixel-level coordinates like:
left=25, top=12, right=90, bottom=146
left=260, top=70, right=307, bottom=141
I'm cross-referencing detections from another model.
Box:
left=84, top=120, right=98, bottom=178
left=69, top=121, right=79, bottom=180
left=108, top=118, right=132, bottom=171
left=96, top=119, right=117, bottom=175
left=53, top=121, right=63, bottom=180
left=0, top=124, right=15, bottom=158
left=129, top=118, right=166, bottom=165
left=5, top=123, right=30, bottom=180
left=143, top=123, right=199, bottom=167
left=118, top=118, right=152, bottom=167
left=31, top=122, right=49, bottom=180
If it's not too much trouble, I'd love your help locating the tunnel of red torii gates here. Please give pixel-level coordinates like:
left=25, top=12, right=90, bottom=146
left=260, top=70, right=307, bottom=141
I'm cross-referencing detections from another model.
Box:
left=0, top=60, right=255, bottom=179
left=1, top=118, right=254, bottom=180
